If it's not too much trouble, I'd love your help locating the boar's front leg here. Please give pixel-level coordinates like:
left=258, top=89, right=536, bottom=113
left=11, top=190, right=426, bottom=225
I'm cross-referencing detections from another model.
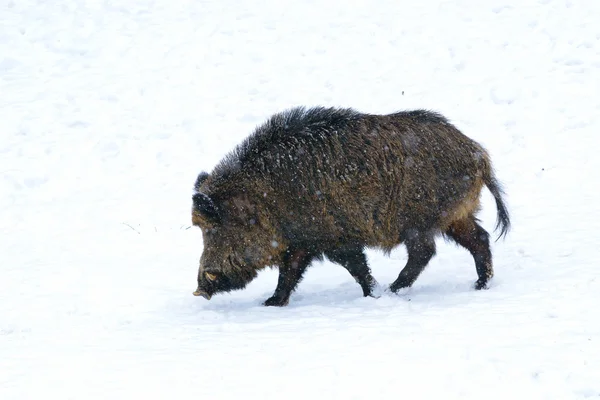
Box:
left=325, top=247, right=378, bottom=297
left=263, top=248, right=314, bottom=307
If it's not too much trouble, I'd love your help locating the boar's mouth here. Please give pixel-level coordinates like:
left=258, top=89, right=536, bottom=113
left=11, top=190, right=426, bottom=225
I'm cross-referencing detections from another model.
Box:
left=193, top=288, right=212, bottom=300
left=193, top=264, right=259, bottom=300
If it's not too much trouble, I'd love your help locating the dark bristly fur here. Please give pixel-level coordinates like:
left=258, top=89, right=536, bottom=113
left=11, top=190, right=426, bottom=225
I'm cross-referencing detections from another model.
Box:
left=191, top=106, right=510, bottom=306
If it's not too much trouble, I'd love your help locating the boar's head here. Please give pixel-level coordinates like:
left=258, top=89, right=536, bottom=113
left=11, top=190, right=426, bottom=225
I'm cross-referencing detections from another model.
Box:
left=191, top=185, right=285, bottom=300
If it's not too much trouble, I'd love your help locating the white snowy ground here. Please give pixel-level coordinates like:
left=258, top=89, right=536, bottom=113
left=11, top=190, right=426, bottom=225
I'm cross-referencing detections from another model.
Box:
left=1, top=0, right=599, bottom=398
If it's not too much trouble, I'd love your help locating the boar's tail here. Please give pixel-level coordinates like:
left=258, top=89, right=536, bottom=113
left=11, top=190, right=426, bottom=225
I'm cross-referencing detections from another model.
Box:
left=481, top=157, right=511, bottom=241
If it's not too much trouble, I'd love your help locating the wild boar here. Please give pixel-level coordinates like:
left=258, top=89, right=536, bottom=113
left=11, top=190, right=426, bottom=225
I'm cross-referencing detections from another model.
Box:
left=191, top=106, right=510, bottom=306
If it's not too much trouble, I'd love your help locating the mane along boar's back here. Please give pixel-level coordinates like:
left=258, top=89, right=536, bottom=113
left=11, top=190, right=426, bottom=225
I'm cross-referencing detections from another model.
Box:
left=191, top=106, right=510, bottom=306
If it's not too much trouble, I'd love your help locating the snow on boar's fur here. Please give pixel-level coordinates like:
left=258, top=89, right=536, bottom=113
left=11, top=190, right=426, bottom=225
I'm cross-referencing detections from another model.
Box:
left=191, top=106, right=510, bottom=306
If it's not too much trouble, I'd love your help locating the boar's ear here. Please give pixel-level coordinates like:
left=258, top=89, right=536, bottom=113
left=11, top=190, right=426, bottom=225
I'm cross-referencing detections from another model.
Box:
left=194, top=172, right=210, bottom=192
left=192, top=193, right=220, bottom=224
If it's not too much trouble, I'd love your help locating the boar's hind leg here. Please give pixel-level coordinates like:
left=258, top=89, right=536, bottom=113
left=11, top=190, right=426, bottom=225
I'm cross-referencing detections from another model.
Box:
left=445, top=217, right=493, bottom=290
left=325, top=247, right=377, bottom=297
left=263, top=249, right=314, bottom=307
left=389, top=232, right=436, bottom=293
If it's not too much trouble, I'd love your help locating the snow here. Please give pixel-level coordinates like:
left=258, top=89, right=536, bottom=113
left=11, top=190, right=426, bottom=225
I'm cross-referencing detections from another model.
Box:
left=1, top=0, right=600, bottom=398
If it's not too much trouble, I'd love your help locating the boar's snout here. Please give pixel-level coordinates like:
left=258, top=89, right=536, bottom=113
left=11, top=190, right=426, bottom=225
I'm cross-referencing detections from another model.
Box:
left=193, top=287, right=212, bottom=300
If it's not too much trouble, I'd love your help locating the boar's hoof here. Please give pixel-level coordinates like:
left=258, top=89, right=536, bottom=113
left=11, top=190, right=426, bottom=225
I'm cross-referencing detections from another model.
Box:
left=263, top=296, right=289, bottom=307
left=474, top=279, right=491, bottom=290
left=366, top=282, right=383, bottom=299
left=388, top=281, right=411, bottom=294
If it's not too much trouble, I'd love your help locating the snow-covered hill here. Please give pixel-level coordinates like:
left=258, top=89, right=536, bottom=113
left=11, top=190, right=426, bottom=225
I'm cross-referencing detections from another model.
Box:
left=1, top=0, right=599, bottom=398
